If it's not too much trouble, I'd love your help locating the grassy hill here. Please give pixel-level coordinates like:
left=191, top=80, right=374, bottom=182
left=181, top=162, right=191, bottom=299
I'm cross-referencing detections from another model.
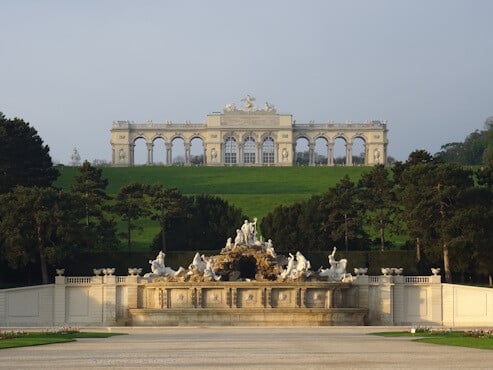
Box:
left=56, top=165, right=372, bottom=220
left=56, top=165, right=373, bottom=250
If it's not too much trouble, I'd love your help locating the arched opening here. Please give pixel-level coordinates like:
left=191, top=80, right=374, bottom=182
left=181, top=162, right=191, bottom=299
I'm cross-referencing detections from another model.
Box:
left=333, top=137, right=347, bottom=165
left=352, top=137, right=366, bottom=165
left=133, top=137, right=147, bottom=166
left=190, top=137, right=204, bottom=165
left=152, top=137, right=166, bottom=165
left=237, top=255, right=257, bottom=280
left=314, top=137, right=328, bottom=165
left=224, top=136, right=237, bottom=165
left=243, top=136, right=256, bottom=165
left=171, top=137, right=185, bottom=165
left=295, top=137, right=309, bottom=165
left=262, top=136, right=275, bottom=165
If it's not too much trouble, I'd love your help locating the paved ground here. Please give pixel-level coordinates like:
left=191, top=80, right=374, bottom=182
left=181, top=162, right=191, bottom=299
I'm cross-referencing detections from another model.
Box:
left=1, top=326, right=492, bottom=369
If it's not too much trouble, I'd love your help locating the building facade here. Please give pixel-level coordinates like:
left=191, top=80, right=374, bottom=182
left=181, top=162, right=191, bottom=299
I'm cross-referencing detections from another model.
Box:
left=110, top=97, right=388, bottom=166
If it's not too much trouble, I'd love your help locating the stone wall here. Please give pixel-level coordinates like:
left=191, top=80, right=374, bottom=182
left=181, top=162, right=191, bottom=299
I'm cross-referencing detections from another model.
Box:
left=1, top=274, right=492, bottom=327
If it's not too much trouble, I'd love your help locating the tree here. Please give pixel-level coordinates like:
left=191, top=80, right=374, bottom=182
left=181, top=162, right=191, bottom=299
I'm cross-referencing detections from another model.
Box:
left=145, top=185, right=190, bottom=252
left=0, top=113, right=59, bottom=193
left=113, top=183, right=148, bottom=251
left=0, top=186, right=83, bottom=284
left=152, top=194, right=247, bottom=251
left=399, top=163, right=476, bottom=283
left=71, top=160, right=110, bottom=226
left=70, top=160, right=119, bottom=250
left=260, top=196, right=327, bottom=252
left=358, top=165, right=399, bottom=251
left=319, top=175, right=366, bottom=251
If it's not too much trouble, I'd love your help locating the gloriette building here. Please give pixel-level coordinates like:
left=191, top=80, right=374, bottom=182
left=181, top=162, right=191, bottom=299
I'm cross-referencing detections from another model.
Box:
left=110, top=96, right=388, bottom=166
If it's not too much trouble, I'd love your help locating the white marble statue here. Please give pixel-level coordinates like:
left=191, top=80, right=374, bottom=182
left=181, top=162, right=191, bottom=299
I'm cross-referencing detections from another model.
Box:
left=188, top=252, right=207, bottom=273
left=240, top=218, right=257, bottom=245
left=145, top=251, right=185, bottom=277
left=264, top=239, right=276, bottom=258
left=225, top=237, right=233, bottom=249
left=203, top=257, right=221, bottom=281
left=281, top=253, right=297, bottom=280
left=295, top=251, right=311, bottom=276
left=240, top=95, right=256, bottom=110
left=263, top=101, right=277, bottom=113
left=234, top=229, right=243, bottom=247
left=224, top=102, right=237, bottom=112
left=319, top=247, right=348, bottom=280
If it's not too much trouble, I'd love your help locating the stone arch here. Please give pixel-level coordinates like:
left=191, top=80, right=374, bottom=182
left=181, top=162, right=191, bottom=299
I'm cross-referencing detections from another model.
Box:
left=332, top=135, right=348, bottom=165
left=171, top=136, right=185, bottom=165
left=190, top=136, right=205, bottom=165
left=262, top=136, right=275, bottom=165
left=295, top=136, right=310, bottom=165
left=351, top=135, right=367, bottom=165
left=152, top=136, right=167, bottom=165
left=132, top=136, right=148, bottom=166
left=243, top=136, right=256, bottom=165
left=224, top=136, right=238, bottom=165
left=314, top=136, right=328, bottom=165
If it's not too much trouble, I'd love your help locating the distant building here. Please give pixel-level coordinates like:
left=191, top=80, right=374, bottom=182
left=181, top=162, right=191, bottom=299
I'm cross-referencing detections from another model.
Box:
left=110, top=97, right=388, bottom=166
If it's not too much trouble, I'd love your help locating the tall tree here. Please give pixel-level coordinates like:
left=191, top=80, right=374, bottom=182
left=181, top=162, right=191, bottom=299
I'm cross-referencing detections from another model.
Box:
left=319, top=175, right=365, bottom=251
left=113, top=183, right=148, bottom=251
left=0, top=113, right=59, bottom=193
left=146, top=185, right=190, bottom=252
left=358, top=165, right=399, bottom=251
left=70, top=161, right=119, bottom=250
left=399, top=163, right=475, bottom=283
left=154, top=194, right=247, bottom=251
left=0, top=186, right=83, bottom=284
left=71, top=160, right=110, bottom=225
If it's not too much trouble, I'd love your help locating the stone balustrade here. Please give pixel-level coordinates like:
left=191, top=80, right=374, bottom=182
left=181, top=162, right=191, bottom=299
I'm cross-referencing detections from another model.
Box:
left=2, top=273, right=493, bottom=327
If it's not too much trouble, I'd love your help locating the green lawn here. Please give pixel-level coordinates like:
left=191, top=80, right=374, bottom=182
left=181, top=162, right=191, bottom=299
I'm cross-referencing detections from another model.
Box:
left=0, top=331, right=124, bottom=349
left=57, top=166, right=371, bottom=221
left=372, top=330, right=493, bottom=350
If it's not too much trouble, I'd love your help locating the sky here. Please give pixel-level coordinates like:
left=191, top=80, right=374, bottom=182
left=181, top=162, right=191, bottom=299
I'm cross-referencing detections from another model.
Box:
left=1, top=0, right=492, bottom=164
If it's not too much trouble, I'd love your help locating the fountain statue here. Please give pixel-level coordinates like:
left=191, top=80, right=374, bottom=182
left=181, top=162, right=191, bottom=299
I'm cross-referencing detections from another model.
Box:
left=130, top=218, right=365, bottom=326
left=143, top=218, right=349, bottom=283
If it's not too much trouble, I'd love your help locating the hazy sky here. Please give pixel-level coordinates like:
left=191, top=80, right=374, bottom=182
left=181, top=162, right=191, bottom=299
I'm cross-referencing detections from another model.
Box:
left=1, top=0, right=492, bottom=164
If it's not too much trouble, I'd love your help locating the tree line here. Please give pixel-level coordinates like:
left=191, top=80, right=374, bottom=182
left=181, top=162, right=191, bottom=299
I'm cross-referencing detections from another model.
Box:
left=261, top=150, right=493, bottom=284
left=435, top=116, right=493, bottom=165
left=1, top=113, right=493, bottom=285
left=0, top=113, right=246, bottom=284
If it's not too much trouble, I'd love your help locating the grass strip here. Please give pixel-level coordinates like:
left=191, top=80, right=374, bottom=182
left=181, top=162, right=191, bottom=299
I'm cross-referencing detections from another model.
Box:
left=0, top=332, right=124, bottom=349
left=371, top=331, right=493, bottom=350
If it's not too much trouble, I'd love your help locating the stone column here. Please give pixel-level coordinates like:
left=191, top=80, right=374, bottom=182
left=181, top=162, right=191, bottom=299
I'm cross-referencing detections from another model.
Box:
left=353, top=275, right=369, bottom=309
left=165, top=143, right=172, bottom=165
left=327, top=142, right=334, bottom=166
left=54, top=275, right=66, bottom=325
left=345, top=142, right=353, bottom=166
left=430, top=275, right=443, bottom=324
left=240, top=143, right=245, bottom=165
left=146, top=142, right=154, bottom=165
left=256, top=143, right=261, bottom=165
left=184, top=143, right=191, bottom=165
left=377, top=275, right=394, bottom=325
left=129, top=144, right=135, bottom=166
left=102, top=275, right=117, bottom=325
left=308, top=143, right=315, bottom=166
left=126, top=276, right=140, bottom=310
left=392, top=275, right=405, bottom=325
left=292, top=142, right=297, bottom=165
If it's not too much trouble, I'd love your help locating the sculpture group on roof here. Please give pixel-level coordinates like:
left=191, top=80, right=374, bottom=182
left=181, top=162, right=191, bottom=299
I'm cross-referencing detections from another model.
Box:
left=224, top=95, right=277, bottom=114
